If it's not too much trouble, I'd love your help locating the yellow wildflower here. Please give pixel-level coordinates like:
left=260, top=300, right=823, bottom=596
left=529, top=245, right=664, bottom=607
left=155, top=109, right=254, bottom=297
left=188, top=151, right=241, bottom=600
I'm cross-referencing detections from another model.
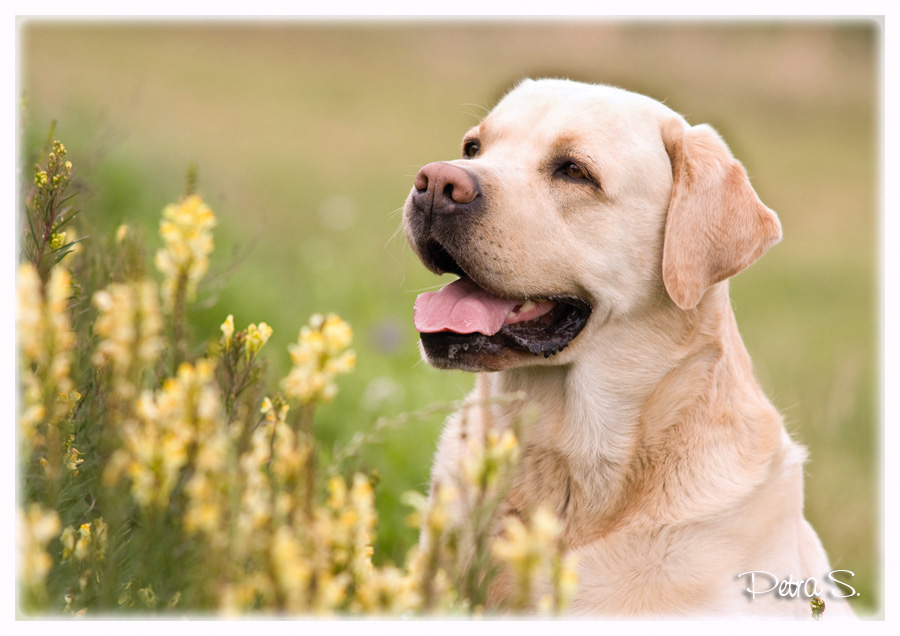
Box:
left=234, top=399, right=304, bottom=557
left=17, top=264, right=76, bottom=443
left=550, top=552, right=580, bottom=614
left=282, top=313, right=355, bottom=404
left=492, top=506, right=575, bottom=612
left=17, top=264, right=44, bottom=363
left=92, top=279, right=164, bottom=401
left=220, top=575, right=276, bottom=615
left=326, top=350, right=357, bottom=375
left=237, top=456, right=272, bottom=537
left=74, top=523, right=93, bottom=561
left=154, top=194, right=216, bottom=311
left=270, top=526, right=313, bottom=610
left=463, top=427, right=519, bottom=493
left=137, top=586, right=157, bottom=609
left=322, top=314, right=353, bottom=354
left=354, top=564, right=418, bottom=614
left=492, top=508, right=559, bottom=565
left=18, top=504, right=61, bottom=590
left=64, top=434, right=84, bottom=475
left=269, top=419, right=307, bottom=485
left=110, top=360, right=222, bottom=510
left=327, top=475, right=348, bottom=510
left=61, top=525, right=76, bottom=560
left=424, top=482, right=458, bottom=536
left=313, top=571, right=351, bottom=614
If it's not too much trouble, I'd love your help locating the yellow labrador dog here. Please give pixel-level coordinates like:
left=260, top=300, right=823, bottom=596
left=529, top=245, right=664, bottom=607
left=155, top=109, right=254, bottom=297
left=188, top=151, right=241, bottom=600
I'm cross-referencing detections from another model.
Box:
left=403, top=78, right=855, bottom=618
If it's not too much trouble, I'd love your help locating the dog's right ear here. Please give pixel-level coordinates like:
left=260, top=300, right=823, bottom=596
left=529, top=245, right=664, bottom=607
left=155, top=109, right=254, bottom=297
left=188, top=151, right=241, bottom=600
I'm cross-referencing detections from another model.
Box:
left=660, top=118, right=782, bottom=310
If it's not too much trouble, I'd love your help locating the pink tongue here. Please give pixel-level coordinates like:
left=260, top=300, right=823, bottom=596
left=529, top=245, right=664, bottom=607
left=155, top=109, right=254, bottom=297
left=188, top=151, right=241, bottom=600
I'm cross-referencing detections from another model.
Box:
left=414, top=278, right=519, bottom=336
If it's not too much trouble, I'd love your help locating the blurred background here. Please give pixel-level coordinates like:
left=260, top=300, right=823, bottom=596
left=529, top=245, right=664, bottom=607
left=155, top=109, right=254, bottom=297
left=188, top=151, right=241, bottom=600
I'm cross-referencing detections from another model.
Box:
left=19, top=19, right=881, bottom=615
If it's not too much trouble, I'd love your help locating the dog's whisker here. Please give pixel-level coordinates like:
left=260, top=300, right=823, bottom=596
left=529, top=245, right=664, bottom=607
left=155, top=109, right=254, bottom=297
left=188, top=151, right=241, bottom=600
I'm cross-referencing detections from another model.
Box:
left=405, top=281, right=453, bottom=294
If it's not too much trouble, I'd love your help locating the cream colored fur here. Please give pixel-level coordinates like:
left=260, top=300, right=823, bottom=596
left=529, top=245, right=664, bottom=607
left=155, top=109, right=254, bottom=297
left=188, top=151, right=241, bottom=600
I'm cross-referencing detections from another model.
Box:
left=411, top=79, right=855, bottom=618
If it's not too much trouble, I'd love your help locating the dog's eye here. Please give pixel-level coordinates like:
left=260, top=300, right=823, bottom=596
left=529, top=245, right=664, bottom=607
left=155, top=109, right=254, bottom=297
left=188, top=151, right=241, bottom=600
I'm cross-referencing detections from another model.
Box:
left=463, top=140, right=480, bottom=158
left=562, top=162, right=587, bottom=180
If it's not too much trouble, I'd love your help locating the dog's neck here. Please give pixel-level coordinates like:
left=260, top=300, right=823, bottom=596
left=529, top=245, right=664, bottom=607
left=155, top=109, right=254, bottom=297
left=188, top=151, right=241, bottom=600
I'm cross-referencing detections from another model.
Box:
left=484, top=282, right=786, bottom=540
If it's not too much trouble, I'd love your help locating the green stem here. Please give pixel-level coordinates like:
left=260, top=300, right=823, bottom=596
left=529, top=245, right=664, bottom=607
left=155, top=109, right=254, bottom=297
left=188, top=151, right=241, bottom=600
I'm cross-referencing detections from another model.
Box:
left=171, top=271, right=189, bottom=374
left=295, top=403, right=317, bottom=521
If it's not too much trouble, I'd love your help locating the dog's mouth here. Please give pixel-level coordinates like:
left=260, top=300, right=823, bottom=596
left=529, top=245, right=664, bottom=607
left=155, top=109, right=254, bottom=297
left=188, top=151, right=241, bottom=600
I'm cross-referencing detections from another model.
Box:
left=413, top=240, right=591, bottom=369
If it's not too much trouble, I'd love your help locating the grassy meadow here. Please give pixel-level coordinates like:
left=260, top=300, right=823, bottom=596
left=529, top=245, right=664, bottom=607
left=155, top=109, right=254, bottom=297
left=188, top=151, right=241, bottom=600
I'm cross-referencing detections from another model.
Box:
left=18, top=19, right=881, bottom=615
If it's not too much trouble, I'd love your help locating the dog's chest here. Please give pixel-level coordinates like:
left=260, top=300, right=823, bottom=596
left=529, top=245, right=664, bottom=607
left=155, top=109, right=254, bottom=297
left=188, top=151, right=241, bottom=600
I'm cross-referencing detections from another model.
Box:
left=503, top=439, right=628, bottom=542
left=503, top=459, right=732, bottom=615
left=502, top=447, right=732, bottom=615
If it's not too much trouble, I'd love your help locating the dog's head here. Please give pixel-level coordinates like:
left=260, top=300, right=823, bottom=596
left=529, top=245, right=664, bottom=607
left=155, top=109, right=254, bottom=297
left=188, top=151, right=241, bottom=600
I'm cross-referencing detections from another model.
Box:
left=403, top=79, right=781, bottom=372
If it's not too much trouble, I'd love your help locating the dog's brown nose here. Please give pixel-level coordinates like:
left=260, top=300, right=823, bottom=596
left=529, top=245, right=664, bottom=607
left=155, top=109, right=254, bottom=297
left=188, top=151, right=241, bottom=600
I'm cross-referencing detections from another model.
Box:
left=413, top=162, right=480, bottom=215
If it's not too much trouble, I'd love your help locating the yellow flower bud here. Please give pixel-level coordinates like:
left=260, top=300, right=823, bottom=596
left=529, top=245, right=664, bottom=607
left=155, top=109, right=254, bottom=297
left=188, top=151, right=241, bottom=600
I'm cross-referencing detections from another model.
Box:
left=50, top=232, right=67, bottom=250
left=246, top=322, right=272, bottom=356
left=220, top=314, right=234, bottom=348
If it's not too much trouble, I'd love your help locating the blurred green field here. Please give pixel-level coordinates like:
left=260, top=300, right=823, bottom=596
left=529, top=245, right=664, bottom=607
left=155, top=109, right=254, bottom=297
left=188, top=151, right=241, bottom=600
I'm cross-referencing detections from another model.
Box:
left=19, top=19, right=881, bottom=615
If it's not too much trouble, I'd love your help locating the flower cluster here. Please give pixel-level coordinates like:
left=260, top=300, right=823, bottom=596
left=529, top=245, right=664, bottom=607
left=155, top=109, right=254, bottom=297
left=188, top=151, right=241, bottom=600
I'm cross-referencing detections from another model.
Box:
left=30, top=141, right=73, bottom=211
left=223, top=432, right=380, bottom=613
left=23, top=139, right=80, bottom=281
left=61, top=519, right=108, bottom=563
left=492, top=507, right=579, bottom=614
left=403, top=482, right=459, bottom=612
left=219, top=390, right=408, bottom=615
left=57, top=517, right=109, bottom=616
left=233, top=396, right=302, bottom=552
left=463, top=428, right=520, bottom=494
left=92, top=279, right=164, bottom=401
left=17, top=264, right=77, bottom=468
left=154, top=194, right=216, bottom=310
left=219, top=314, right=273, bottom=357
left=117, top=581, right=181, bottom=610
left=63, top=434, right=84, bottom=476
left=246, top=322, right=273, bottom=356
left=18, top=505, right=61, bottom=593
left=401, top=415, right=577, bottom=615
left=104, top=360, right=223, bottom=510
left=283, top=314, right=356, bottom=404
left=216, top=315, right=273, bottom=420
left=183, top=422, right=233, bottom=544
left=35, top=140, right=73, bottom=189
